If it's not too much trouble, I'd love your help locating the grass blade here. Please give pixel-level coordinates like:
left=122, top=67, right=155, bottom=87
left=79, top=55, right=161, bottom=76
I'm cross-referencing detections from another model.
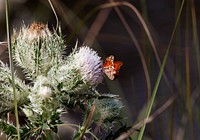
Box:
left=137, top=0, right=185, bottom=139
left=5, top=0, right=21, bottom=139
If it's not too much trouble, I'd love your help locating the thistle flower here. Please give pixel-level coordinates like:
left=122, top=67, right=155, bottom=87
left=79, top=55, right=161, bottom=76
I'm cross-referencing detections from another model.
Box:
left=47, top=46, right=103, bottom=95
left=13, top=22, right=66, bottom=79
left=72, top=46, right=103, bottom=85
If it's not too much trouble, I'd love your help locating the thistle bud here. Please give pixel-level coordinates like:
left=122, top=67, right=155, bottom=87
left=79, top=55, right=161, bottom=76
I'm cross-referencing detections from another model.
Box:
left=13, top=22, right=66, bottom=79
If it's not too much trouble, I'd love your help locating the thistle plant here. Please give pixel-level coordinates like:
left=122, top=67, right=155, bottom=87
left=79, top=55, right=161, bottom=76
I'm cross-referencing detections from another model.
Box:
left=0, top=22, right=123, bottom=140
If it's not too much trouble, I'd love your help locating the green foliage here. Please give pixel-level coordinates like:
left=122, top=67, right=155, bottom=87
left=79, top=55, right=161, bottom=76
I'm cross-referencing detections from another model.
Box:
left=0, top=119, right=17, bottom=139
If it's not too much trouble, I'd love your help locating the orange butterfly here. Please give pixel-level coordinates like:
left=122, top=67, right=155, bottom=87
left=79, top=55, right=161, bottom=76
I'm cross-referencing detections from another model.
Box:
left=103, top=55, right=123, bottom=80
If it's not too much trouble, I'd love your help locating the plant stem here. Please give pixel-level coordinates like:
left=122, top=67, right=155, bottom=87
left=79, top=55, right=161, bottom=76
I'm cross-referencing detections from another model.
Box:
left=79, top=104, right=96, bottom=140
left=5, top=0, right=21, bottom=139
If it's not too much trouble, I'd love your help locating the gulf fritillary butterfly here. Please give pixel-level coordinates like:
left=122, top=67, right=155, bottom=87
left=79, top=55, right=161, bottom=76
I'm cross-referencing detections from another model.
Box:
left=103, top=55, right=123, bottom=80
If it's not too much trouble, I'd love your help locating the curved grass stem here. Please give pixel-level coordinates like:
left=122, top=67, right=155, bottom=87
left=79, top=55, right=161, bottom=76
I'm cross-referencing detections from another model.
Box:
left=109, top=0, right=151, bottom=99
left=48, top=0, right=59, bottom=30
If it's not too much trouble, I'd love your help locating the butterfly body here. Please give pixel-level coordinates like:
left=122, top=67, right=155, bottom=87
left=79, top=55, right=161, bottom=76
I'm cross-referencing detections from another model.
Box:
left=103, top=55, right=123, bottom=80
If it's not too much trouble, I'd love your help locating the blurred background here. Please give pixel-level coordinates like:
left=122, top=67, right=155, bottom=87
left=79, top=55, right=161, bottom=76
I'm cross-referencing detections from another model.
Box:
left=0, top=0, right=200, bottom=139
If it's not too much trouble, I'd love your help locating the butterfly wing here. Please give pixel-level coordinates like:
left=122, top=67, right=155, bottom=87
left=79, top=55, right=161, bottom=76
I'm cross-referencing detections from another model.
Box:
left=103, top=55, right=114, bottom=67
left=103, top=55, right=115, bottom=80
left=103, top=55, right=123, bottom=80
left=104, top=68, right=115, bottom=80
left=113, top=61, right=123, bottom=75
